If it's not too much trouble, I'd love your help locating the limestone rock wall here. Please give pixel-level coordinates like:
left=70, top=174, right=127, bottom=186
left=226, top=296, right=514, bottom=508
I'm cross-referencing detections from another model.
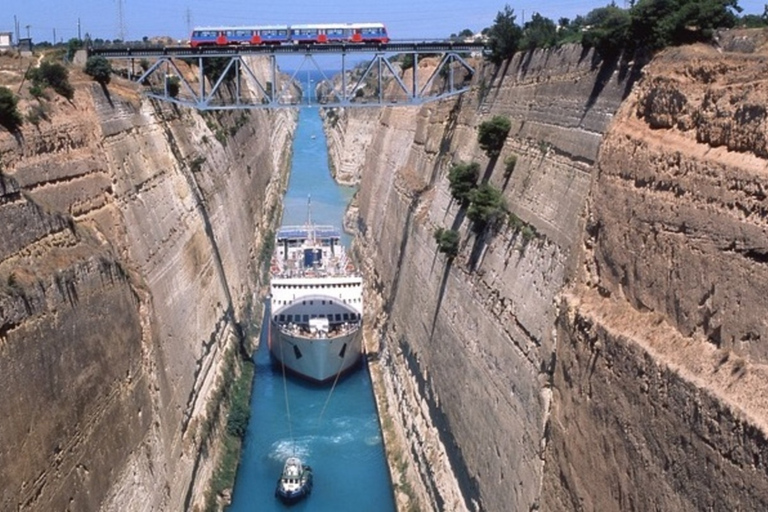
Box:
left=325, top=46, right=632, bottom=510
left=542, top=43, right=768, bottom=511
left=0, top=58, right=294, bottom=511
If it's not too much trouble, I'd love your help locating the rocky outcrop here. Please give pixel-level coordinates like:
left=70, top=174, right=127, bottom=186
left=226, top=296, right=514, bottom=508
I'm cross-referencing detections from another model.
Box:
left=543, top=43, right=768, bottom=511
left=326, top=45, right=634, bottom=510
left=329, top=35, right=768, bottom=511
left=0, top=57, right=294, bottom=510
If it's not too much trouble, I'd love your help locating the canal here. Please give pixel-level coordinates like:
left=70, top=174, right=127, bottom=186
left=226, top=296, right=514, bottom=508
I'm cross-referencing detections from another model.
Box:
left=227, top=83, right=396, bottom=511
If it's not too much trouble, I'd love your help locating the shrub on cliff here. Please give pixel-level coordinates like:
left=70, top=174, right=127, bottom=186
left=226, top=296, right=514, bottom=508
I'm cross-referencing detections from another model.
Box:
left=434, top=228, right=460, bottom=258
left=166, top=76, right=181, bottom=98
left=478, top=116, right=511, bottom=158
left=0, top=87, right=23, bottom=133
left=26, top=61, right=75, bottom=100
left=486, top=5, right=523, bottom=65
left=504, top=154, right=518, bottom=178
left=84, top=56, right=113, bottom=85
left=468, top=183, right=507, bottom=233
left=448, top=161, right=480, bottom=204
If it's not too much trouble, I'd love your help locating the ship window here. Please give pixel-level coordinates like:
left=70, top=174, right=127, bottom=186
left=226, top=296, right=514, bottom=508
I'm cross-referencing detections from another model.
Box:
left=343, top=313, right=349, bottom=320
left=335, top=314, right=341, bottom=321
left=310, top=301, right=314, bottom=305
left=287, top=315, right=293, bottom=322
left=279, top=314, right=285, bottom=322
left=311, top=314, right=317, bottom=319
left=322, top=300, right=326, bottom=305
left=303, top=314, right=309, bottom=322
left=302, top=300, right=306, bottom=305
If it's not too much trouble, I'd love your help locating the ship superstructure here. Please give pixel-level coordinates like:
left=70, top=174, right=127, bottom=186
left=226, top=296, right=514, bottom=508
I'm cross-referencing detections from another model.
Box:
left=268, top=222, right=363, bottom=383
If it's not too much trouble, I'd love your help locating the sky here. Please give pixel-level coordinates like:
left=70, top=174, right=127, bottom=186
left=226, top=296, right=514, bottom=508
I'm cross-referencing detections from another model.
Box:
left=5, top=0, right=767, bottom=44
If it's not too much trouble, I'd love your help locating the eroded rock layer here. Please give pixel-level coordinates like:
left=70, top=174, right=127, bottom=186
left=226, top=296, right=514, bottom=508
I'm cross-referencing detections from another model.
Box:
left=328, top=36, right=768, bottom=511
left=326, top=46, right=632, bottom=510
left=0, top=59, right=294, bottom=510
left=543, top=43, right=768, bottom=511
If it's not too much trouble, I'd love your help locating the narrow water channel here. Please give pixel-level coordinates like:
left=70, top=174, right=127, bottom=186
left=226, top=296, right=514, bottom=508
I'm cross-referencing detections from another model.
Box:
left=227, top=86, right=395, bottom=510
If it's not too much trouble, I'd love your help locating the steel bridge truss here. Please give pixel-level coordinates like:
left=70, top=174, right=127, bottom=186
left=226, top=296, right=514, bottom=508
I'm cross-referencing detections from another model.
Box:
left=125, top=49, right=477, bottom=110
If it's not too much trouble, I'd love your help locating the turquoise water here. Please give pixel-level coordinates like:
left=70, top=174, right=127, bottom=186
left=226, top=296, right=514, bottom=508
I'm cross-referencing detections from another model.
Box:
left=227, top=98, right=395, bottom=511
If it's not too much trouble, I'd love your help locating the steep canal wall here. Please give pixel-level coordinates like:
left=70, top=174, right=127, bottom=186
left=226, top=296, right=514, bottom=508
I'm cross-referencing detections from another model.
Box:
left=325, top=33, right=768, bottom=511
left=0, top=57, right=294, bottom=510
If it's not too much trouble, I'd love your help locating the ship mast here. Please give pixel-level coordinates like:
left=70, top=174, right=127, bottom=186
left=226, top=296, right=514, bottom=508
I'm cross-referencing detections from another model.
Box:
left=306, top=194, right=315, bottom=244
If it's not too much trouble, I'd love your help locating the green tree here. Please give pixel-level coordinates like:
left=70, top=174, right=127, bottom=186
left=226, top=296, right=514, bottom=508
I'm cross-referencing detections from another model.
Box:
left=166, top=76, right=181, bottom=98
left=630, top=0, right=741, bottom=51
left=582, top=4, right=632, bottom=58
left=468, top=183, right=507, bottom=233
left=448, top=161, right=480, bottom=204
left=27, top=61, right=75, bottom=100
left=521, top=13, right=558, bottom=50
left=477, top=116, right=511, bottom=158
left=84, top=56, right=113, bottom=85
left=486, top=5, right=523, bottom=65
left=0, top=87, right=23, bottom=133
left=66, top=38, right=83, bottom=61
left=433, top=228, right=460, bottom=258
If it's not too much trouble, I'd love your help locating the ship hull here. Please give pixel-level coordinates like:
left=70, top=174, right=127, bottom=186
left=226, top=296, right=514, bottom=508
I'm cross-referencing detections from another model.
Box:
left=269, top=322, right=363, bottom=384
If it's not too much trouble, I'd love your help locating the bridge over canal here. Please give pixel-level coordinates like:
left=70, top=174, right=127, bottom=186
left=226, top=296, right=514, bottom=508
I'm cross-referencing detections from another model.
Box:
left=89, top=41, right=487, bottom=110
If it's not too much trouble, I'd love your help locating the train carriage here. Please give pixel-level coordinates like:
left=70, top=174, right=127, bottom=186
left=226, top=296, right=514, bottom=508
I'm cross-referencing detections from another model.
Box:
left=190, top=25, right=290, bottom=47
left=189, top=22, right=388, bottom=47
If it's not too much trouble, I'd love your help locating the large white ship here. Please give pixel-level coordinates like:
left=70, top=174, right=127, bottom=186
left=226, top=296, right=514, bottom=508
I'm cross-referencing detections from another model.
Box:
left=268, top=219, right=363, bottom=384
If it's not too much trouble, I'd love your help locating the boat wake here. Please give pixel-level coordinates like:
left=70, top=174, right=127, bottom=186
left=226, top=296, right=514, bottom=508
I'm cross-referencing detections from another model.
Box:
left=270, top=439, right=310, bottom=462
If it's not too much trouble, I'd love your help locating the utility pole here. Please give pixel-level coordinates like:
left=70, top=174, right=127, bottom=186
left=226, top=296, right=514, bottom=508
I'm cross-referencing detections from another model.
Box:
left=53, top=28, right=56, bottom=44
left=25, top=24, right=30, bottom=39
left=117, top=0, right=126, bottom=41
left=14, top=15, right=19, bottom=43
left=186, top=7, right=192, bottom=37
left=78, top=18, right=81, bottom=41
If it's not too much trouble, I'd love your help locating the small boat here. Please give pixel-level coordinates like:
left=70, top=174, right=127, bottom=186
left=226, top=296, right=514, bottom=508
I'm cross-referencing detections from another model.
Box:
left=310, top=134, right=316, bottom=139
left=275, top=456, right=313, bottom=504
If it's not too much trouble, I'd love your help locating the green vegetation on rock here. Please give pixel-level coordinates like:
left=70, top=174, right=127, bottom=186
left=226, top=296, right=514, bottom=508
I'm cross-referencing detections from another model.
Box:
left=84, top=56, right=113, bottom=85
left=478, top=116, right=511, bottom=158
left=448, top=161, right=480, bottom=204
left=0, top=87, right=23, bottom=133
left=26, top=61, right=75, bottom=100
left=434, top=228, right=460, bottom=258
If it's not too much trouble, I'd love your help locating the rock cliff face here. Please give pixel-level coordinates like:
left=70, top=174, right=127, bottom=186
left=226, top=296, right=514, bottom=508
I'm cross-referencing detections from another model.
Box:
left=326, top=37, right=768, bottom=511
left=0, top=58, right=294, bottom=510
left=543, top=41, right=768, bottom=511
left=326, top=46, right=633, bottom=510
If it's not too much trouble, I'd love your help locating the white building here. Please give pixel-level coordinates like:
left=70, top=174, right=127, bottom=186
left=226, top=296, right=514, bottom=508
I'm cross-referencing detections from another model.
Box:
left=0, top=32, right=12, bottom=48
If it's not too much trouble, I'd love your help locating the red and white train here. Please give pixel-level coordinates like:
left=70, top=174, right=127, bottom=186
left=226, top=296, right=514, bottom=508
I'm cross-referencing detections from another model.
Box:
left=189, top=23, right=390, bottom=47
